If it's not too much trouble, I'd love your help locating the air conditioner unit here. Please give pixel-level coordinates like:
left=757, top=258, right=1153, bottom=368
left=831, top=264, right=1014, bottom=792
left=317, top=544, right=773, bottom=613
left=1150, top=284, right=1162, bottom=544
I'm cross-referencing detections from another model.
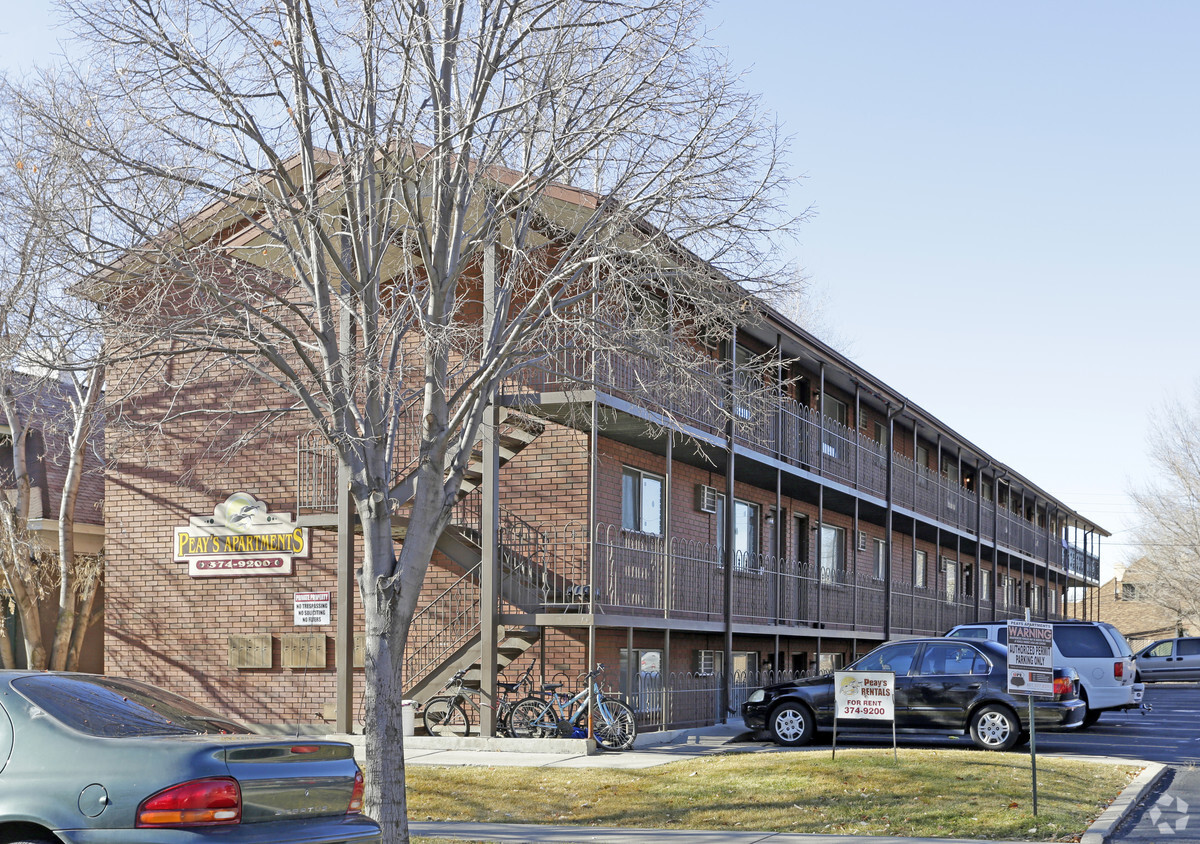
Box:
left=857, top=530, right=867, bottom=552
left=696, top=484, right=718, bottom=514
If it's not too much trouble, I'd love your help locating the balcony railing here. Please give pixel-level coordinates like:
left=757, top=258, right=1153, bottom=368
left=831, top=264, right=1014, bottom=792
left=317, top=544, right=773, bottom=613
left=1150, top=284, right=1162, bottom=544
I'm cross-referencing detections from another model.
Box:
left=501, top=342, right=1082, bottom=570
left=498, top=522, right=1067, bottom=633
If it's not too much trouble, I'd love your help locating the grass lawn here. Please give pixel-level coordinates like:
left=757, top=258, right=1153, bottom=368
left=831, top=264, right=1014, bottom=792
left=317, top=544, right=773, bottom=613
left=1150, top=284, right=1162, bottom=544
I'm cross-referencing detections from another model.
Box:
left=407, top=748, right=1140, bottom=841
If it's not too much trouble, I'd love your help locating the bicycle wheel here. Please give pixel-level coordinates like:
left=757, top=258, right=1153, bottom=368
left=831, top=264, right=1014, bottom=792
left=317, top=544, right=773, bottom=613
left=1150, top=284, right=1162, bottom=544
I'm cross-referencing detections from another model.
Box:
left=592, top=698, right=637, bottom=751
left=423, top=697, right=471, bottom=737
left=508, top=697, right=556, bottom=738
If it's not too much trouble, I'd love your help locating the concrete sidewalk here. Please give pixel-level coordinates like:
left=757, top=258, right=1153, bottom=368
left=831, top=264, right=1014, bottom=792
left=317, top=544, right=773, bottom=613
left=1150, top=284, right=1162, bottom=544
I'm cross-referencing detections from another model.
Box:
left=400, top=718, right=778, bottom=768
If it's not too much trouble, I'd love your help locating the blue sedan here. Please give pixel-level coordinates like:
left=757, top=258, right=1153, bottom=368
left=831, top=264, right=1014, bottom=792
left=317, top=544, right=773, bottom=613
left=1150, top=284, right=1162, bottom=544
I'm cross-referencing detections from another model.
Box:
left=0, top=671, right=381, bottom=842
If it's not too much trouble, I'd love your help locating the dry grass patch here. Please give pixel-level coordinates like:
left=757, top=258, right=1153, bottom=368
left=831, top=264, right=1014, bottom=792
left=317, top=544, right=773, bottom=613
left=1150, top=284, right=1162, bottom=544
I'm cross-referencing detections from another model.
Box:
left=406, top=748, right=1139, bottom=841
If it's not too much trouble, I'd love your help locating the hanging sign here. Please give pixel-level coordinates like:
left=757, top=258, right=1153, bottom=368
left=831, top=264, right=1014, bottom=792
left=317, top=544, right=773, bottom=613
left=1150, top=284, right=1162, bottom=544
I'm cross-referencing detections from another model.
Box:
left=174, top=492, right=309, bottom=577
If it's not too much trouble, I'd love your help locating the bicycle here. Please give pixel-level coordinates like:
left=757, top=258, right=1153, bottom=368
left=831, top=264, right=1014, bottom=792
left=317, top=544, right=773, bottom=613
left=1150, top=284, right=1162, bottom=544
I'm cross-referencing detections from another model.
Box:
left=507, top=664, right=638, bottom=751
left=421, top=665, right=535, bottom=737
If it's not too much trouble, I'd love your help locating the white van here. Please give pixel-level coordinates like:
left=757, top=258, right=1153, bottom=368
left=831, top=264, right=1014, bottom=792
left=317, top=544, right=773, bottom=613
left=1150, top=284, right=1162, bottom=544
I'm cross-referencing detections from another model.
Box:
left=946, top=620, right=1139, bottom=726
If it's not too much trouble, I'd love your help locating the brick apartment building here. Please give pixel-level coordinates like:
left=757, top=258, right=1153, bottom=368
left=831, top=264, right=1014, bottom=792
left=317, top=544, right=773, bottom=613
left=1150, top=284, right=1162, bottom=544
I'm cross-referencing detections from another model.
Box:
left=101, top=183, right=1107, bottom=735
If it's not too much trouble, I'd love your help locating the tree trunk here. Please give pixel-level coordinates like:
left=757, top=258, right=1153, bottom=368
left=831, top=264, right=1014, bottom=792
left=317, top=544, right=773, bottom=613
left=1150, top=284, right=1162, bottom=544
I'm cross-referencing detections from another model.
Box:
left=358, top=505, right=411, bottom=843
left=50, top=366, right=104, bottom=670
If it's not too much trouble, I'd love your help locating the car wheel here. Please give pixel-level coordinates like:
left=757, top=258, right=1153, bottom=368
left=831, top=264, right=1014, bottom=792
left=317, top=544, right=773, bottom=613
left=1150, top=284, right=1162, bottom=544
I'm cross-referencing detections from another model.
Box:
left=768, top=701, right=814, bottom=747
left=969, top=704, right=1020, bottom=751
left=1077, top=689, right=1101, bottom=728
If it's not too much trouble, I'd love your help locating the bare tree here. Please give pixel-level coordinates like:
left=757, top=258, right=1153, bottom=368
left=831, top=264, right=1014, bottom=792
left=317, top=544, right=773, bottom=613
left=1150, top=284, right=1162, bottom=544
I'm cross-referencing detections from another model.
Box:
left=0, top=80, right=106, bottom=671
left=25, top=0, right=797, bottom=836
left=1129, top=384, right=1200, bottom=630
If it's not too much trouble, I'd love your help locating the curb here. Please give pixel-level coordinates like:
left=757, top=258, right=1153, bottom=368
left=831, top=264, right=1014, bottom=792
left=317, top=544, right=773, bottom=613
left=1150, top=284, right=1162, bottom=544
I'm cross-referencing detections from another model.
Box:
left=1080, top=761, right=1168, bottom=844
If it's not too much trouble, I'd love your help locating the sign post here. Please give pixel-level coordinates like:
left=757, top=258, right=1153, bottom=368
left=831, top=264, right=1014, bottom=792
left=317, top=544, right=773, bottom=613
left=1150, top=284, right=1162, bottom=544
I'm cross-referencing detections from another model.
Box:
left=1007, top=618, right=1054, bottom=815
left=833, top=670, right=896, bottom=761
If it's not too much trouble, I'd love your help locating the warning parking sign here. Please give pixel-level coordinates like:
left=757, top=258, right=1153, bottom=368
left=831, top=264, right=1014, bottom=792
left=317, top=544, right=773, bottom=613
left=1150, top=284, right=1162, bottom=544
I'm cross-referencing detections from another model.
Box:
left=1006, top=620, right=1054, bottom=696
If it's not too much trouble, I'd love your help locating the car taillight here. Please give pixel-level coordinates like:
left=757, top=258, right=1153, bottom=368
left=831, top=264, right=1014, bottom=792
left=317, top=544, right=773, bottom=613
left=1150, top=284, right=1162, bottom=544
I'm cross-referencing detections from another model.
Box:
left=1053, top=676, right=1074, bottom=696
left=1114, top=661, right=1124, bottom=679
left=136, top=777, right=241, bottom=827
left=348, top=768, right=365, bottom=814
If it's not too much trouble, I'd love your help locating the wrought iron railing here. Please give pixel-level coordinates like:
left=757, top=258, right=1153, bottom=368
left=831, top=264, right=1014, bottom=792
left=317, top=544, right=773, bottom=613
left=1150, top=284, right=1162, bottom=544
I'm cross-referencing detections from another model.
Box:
left=573, top=524, right=1069, bottom=633
left=499, top=341, right=1088, bottom=573
left=404, top=563, right=482, bottom=690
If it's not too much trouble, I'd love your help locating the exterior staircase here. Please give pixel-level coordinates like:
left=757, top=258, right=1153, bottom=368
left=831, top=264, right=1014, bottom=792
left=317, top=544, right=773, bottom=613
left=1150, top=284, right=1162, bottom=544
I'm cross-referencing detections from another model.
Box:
left=403, top=625, right=540, bottom=704
left=394, top=408, right=559, bottom=702
left=388, top=407, right=544, bottom=507
left=402, top=498, right=568, bottom=700
left=295, top=406, right=557, bottom=709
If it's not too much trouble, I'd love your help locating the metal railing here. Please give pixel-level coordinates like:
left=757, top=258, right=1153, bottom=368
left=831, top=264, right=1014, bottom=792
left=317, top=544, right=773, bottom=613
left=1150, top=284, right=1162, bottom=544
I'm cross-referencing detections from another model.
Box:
left=564, top=524, right=1069, bottom=633
left=500, top=342, right=1091, bottom=573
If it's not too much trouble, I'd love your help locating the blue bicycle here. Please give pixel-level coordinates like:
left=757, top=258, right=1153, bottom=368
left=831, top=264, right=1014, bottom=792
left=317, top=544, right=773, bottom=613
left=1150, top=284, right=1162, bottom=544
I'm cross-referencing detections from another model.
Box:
left=507, top=664, right=637, bottom=751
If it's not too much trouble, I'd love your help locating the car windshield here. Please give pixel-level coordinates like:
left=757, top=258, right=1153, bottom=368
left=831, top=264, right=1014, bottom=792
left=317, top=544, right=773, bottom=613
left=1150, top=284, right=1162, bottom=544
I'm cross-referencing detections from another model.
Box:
left=12, top=675, right=251, bottom=738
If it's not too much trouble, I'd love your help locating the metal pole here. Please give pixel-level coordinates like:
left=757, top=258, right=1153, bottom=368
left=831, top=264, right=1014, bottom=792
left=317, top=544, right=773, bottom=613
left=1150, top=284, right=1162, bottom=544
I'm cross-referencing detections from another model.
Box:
left=479, top=237, right=500, bottom=735
left=335, top=461, right=354, bottom=733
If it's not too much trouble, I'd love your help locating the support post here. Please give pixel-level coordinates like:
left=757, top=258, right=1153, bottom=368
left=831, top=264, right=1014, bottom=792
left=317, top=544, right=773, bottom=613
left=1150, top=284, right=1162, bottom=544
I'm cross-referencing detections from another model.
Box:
left=335, top=463, right=354, bottom=733
left=479, top=237, right=500, bottom=735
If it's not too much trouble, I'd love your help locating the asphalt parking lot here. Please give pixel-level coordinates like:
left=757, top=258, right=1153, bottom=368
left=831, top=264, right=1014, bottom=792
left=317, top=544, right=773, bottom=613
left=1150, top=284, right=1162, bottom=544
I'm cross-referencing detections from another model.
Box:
left=1042, top=683, right=1200, bottom=766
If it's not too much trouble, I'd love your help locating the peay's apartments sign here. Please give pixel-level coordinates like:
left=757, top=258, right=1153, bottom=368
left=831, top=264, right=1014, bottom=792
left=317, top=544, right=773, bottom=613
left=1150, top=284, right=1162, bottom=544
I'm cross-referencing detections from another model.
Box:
left=174, top=492, right=310, bottom=577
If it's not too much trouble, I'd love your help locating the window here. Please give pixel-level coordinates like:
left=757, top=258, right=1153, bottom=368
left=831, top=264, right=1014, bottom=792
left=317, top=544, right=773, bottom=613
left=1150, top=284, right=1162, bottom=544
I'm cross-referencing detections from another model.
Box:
left=914, top=549, right=927, bottom=588
left=1180, top=639, right=1200, bottom=657
left=817, top=652, right=844, bottom=674
left=819, top=524, right=845, bottom=584
left=918, top=644, right=988, bottom=676
left=916, top=444, right=930, bottom=469
left=1145, top=641, right=1172, bottom=658
left=941, top=557, right=957, bottom=602
left=821, top=393, right=847, bottom=458
left=980, top=569, right=992, bottom=602
left=873, top=421, right=887, bottom=447
left=715, top=496, right=761, bottom=570
left=621, top=467, right=664, bottom=535
left=1121, top=583, right=1138, bottom=600
left=619, top=648, right=662, bottom=715
left=734, top=345, right=761, bottom=421
left=1055, top=627, right=1113, bottom=659
left=734, top=500, right=760, bottom=569
left=853, top=642, right=919, bottom=675
left=872, top=538, right=887, bottom=579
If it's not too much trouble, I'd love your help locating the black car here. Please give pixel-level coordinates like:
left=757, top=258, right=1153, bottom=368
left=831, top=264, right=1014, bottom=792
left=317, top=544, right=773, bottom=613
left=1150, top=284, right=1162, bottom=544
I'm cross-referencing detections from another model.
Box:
left=742, top=638, right=1084, bottom=751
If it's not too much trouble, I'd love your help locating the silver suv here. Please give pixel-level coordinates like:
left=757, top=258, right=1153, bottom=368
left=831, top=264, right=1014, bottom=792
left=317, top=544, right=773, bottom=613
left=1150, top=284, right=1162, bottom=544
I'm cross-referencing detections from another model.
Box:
left=946, top=620, right=1139, bottom=726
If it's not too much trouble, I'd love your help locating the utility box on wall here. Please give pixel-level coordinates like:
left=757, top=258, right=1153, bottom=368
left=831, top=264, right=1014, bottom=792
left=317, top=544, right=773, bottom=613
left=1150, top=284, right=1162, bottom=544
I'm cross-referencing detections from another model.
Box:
left=228, top=634, right=273, bottom=669
left=280, top=634, right=327, bottom=669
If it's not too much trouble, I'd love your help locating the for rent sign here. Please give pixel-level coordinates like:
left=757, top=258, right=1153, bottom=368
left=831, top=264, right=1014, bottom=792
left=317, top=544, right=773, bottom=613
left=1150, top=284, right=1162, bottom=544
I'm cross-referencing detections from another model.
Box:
left=834, top=670, right=895, bottom=720
left=1007, top=620, right=1054, bottom=696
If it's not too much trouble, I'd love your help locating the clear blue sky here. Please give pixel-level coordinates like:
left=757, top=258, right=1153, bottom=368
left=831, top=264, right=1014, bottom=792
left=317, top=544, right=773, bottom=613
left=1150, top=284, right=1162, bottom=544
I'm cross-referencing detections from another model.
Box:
left=5, top=1, right=1195, bottom=579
